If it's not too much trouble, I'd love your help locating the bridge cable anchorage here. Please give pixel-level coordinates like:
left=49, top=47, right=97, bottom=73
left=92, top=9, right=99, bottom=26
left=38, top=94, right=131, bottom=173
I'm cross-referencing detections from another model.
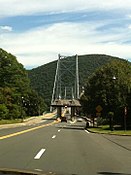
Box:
left=50, top=54, right=81, bottom=120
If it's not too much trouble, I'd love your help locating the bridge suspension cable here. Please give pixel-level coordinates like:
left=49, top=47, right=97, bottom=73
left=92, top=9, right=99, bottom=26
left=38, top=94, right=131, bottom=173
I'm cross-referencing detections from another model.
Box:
left=50, top=54, right=80, bottom=113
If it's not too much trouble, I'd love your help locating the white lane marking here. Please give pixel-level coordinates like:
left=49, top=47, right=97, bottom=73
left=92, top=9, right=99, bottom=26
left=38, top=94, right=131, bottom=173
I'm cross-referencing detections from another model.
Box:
left=34, top=149, right=46, bottom=159
left=58, top=129, right=61, bottom=132
left=84, top=130, right=90, bottom=134
left=52, top=135, right=56, bottom=139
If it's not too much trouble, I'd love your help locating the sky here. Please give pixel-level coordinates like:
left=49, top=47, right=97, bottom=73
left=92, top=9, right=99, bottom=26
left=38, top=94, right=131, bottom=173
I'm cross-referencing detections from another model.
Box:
left=0, top=0, right=131, bottom=69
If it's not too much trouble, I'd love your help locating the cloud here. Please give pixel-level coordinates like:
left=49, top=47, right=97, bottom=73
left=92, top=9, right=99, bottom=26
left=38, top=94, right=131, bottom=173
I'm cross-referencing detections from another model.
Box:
left=0, top=0, right=131, bottom=69
left=127, top=14, right=131, bottom=18
left=128, top=25, right=131, bottom=29
left=0, top=0, right=131, bottom=18
left=0, top=26, right=12, bottom=32
left=1, top=21, right=131, bottom=68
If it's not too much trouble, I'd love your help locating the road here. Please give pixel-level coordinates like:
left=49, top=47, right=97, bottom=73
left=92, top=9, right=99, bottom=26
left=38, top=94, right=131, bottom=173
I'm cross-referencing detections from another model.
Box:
left=0, top=119, right=131, bottom=175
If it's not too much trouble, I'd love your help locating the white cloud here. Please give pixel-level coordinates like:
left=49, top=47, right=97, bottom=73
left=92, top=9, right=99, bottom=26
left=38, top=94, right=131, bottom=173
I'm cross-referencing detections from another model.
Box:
left=128, top=25, right=131, bottom=29
left=0, top=26, right=12, bottom=32
left=0, top=0, right=131, bottom=18
left=127, top=14, right=131, bottom=18
left=0, top=0, right=131, bottom=68
left=1, top=22, right=131, bottom=68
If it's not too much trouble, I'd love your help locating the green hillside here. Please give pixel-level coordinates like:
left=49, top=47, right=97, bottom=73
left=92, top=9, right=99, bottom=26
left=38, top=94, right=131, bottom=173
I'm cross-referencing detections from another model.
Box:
left=28, top=54, right=123, bottom=107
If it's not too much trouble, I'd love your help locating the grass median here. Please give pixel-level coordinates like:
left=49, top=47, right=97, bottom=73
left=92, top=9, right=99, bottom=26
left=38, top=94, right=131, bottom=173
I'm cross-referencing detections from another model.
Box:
left=0, top=119, right=23, bottom=125
left=88, top=125, right=131, bottom=136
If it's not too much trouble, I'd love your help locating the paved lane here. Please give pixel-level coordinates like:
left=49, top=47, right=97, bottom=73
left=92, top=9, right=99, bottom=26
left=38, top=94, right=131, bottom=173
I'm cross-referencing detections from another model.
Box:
left=0, top=119, right=55, bottom=138
left=0, top=121, right=131, bottom=175
left=0, top=124, right=58, bottom=170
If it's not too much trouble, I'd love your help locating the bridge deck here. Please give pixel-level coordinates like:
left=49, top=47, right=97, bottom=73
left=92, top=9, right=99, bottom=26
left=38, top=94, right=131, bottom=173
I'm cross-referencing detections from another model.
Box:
left=51, top=99, right=81, bottom=107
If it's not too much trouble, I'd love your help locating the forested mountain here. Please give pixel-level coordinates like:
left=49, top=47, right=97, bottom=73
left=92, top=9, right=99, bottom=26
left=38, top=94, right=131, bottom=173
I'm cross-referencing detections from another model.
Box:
left=0, top=48, right=46, bottom=120
left=28, top=54, right=123, bottom=107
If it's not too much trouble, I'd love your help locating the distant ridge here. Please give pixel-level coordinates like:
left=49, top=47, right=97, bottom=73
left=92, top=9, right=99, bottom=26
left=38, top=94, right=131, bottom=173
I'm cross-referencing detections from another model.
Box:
left=28, top=54, right=124, bottom=107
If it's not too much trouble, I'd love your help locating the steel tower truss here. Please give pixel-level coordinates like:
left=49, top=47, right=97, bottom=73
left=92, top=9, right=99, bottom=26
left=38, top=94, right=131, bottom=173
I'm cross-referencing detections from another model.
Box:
left=51, top=54, right=80, bottom=107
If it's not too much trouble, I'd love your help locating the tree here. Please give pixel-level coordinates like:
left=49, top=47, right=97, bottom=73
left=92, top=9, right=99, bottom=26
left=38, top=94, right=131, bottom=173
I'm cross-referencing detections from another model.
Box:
left=81, top=59, right=131, bottom=127
left=0, top=104, right=9, bottom=120
left=23, top=90, right=47, bottom=116
left=0, top=48, right=47, bottom=119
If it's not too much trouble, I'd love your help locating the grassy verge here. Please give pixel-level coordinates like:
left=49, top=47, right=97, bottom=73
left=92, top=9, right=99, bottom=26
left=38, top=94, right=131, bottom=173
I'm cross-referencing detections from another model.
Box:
left=0, top=119, right=23, bottom=125
left=88, top=125, right=131, bottom=136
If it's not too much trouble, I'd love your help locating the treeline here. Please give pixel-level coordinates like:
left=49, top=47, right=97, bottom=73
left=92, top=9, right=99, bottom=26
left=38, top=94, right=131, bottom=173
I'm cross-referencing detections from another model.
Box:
left=0, top=48, right=46, bottom=120
left=81, top=59, right=131, bottom=128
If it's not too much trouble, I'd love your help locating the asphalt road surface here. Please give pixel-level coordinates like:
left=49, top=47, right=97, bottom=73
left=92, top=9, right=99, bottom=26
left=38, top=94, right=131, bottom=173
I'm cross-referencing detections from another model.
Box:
left=0, top=120, right=131, bottom=175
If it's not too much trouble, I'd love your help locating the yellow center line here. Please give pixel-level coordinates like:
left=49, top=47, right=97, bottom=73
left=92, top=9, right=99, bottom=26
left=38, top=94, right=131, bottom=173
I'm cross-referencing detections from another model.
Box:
left=0, top=120, right=59, bottom=140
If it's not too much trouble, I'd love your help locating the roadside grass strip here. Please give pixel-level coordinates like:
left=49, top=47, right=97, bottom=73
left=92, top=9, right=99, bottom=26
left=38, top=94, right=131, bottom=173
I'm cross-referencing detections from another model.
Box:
left=88, top=126, right=131, bottom=136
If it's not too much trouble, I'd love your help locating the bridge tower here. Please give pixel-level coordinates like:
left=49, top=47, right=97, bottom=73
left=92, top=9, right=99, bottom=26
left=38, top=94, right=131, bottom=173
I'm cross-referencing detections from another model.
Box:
left=51, top=54, right=81, bottom=118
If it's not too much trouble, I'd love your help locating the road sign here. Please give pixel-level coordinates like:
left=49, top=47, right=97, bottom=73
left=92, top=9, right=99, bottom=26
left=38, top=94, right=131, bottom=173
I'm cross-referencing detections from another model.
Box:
left=96, top=105, right=103, bottom=113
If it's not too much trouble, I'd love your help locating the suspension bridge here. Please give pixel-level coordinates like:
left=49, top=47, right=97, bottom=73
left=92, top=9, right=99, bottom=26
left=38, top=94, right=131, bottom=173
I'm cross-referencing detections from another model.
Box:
left=51, top=54, right=81, bottom=120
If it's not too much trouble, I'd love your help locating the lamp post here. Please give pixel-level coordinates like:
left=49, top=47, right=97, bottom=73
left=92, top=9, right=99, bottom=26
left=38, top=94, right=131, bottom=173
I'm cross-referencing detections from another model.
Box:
left=112, top=76, right=116, bottom=80
left=108, top=76, right=116, bottom=131
left=21, top=96, right=24, bottom=121
left=112, top=75, right=128, bottom=131
left=124, top=106, right=127, bottom=131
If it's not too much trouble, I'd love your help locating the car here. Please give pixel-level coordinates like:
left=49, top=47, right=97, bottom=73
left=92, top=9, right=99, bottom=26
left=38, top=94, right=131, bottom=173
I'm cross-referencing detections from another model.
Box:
left=77, top=117, right=83, bottom=122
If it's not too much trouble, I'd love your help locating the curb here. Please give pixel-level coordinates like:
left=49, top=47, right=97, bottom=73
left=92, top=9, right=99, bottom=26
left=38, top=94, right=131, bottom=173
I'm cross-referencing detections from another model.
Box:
left=0, top=168, right=42, bottom=175
left=87, top=129, right=131, bottom=136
